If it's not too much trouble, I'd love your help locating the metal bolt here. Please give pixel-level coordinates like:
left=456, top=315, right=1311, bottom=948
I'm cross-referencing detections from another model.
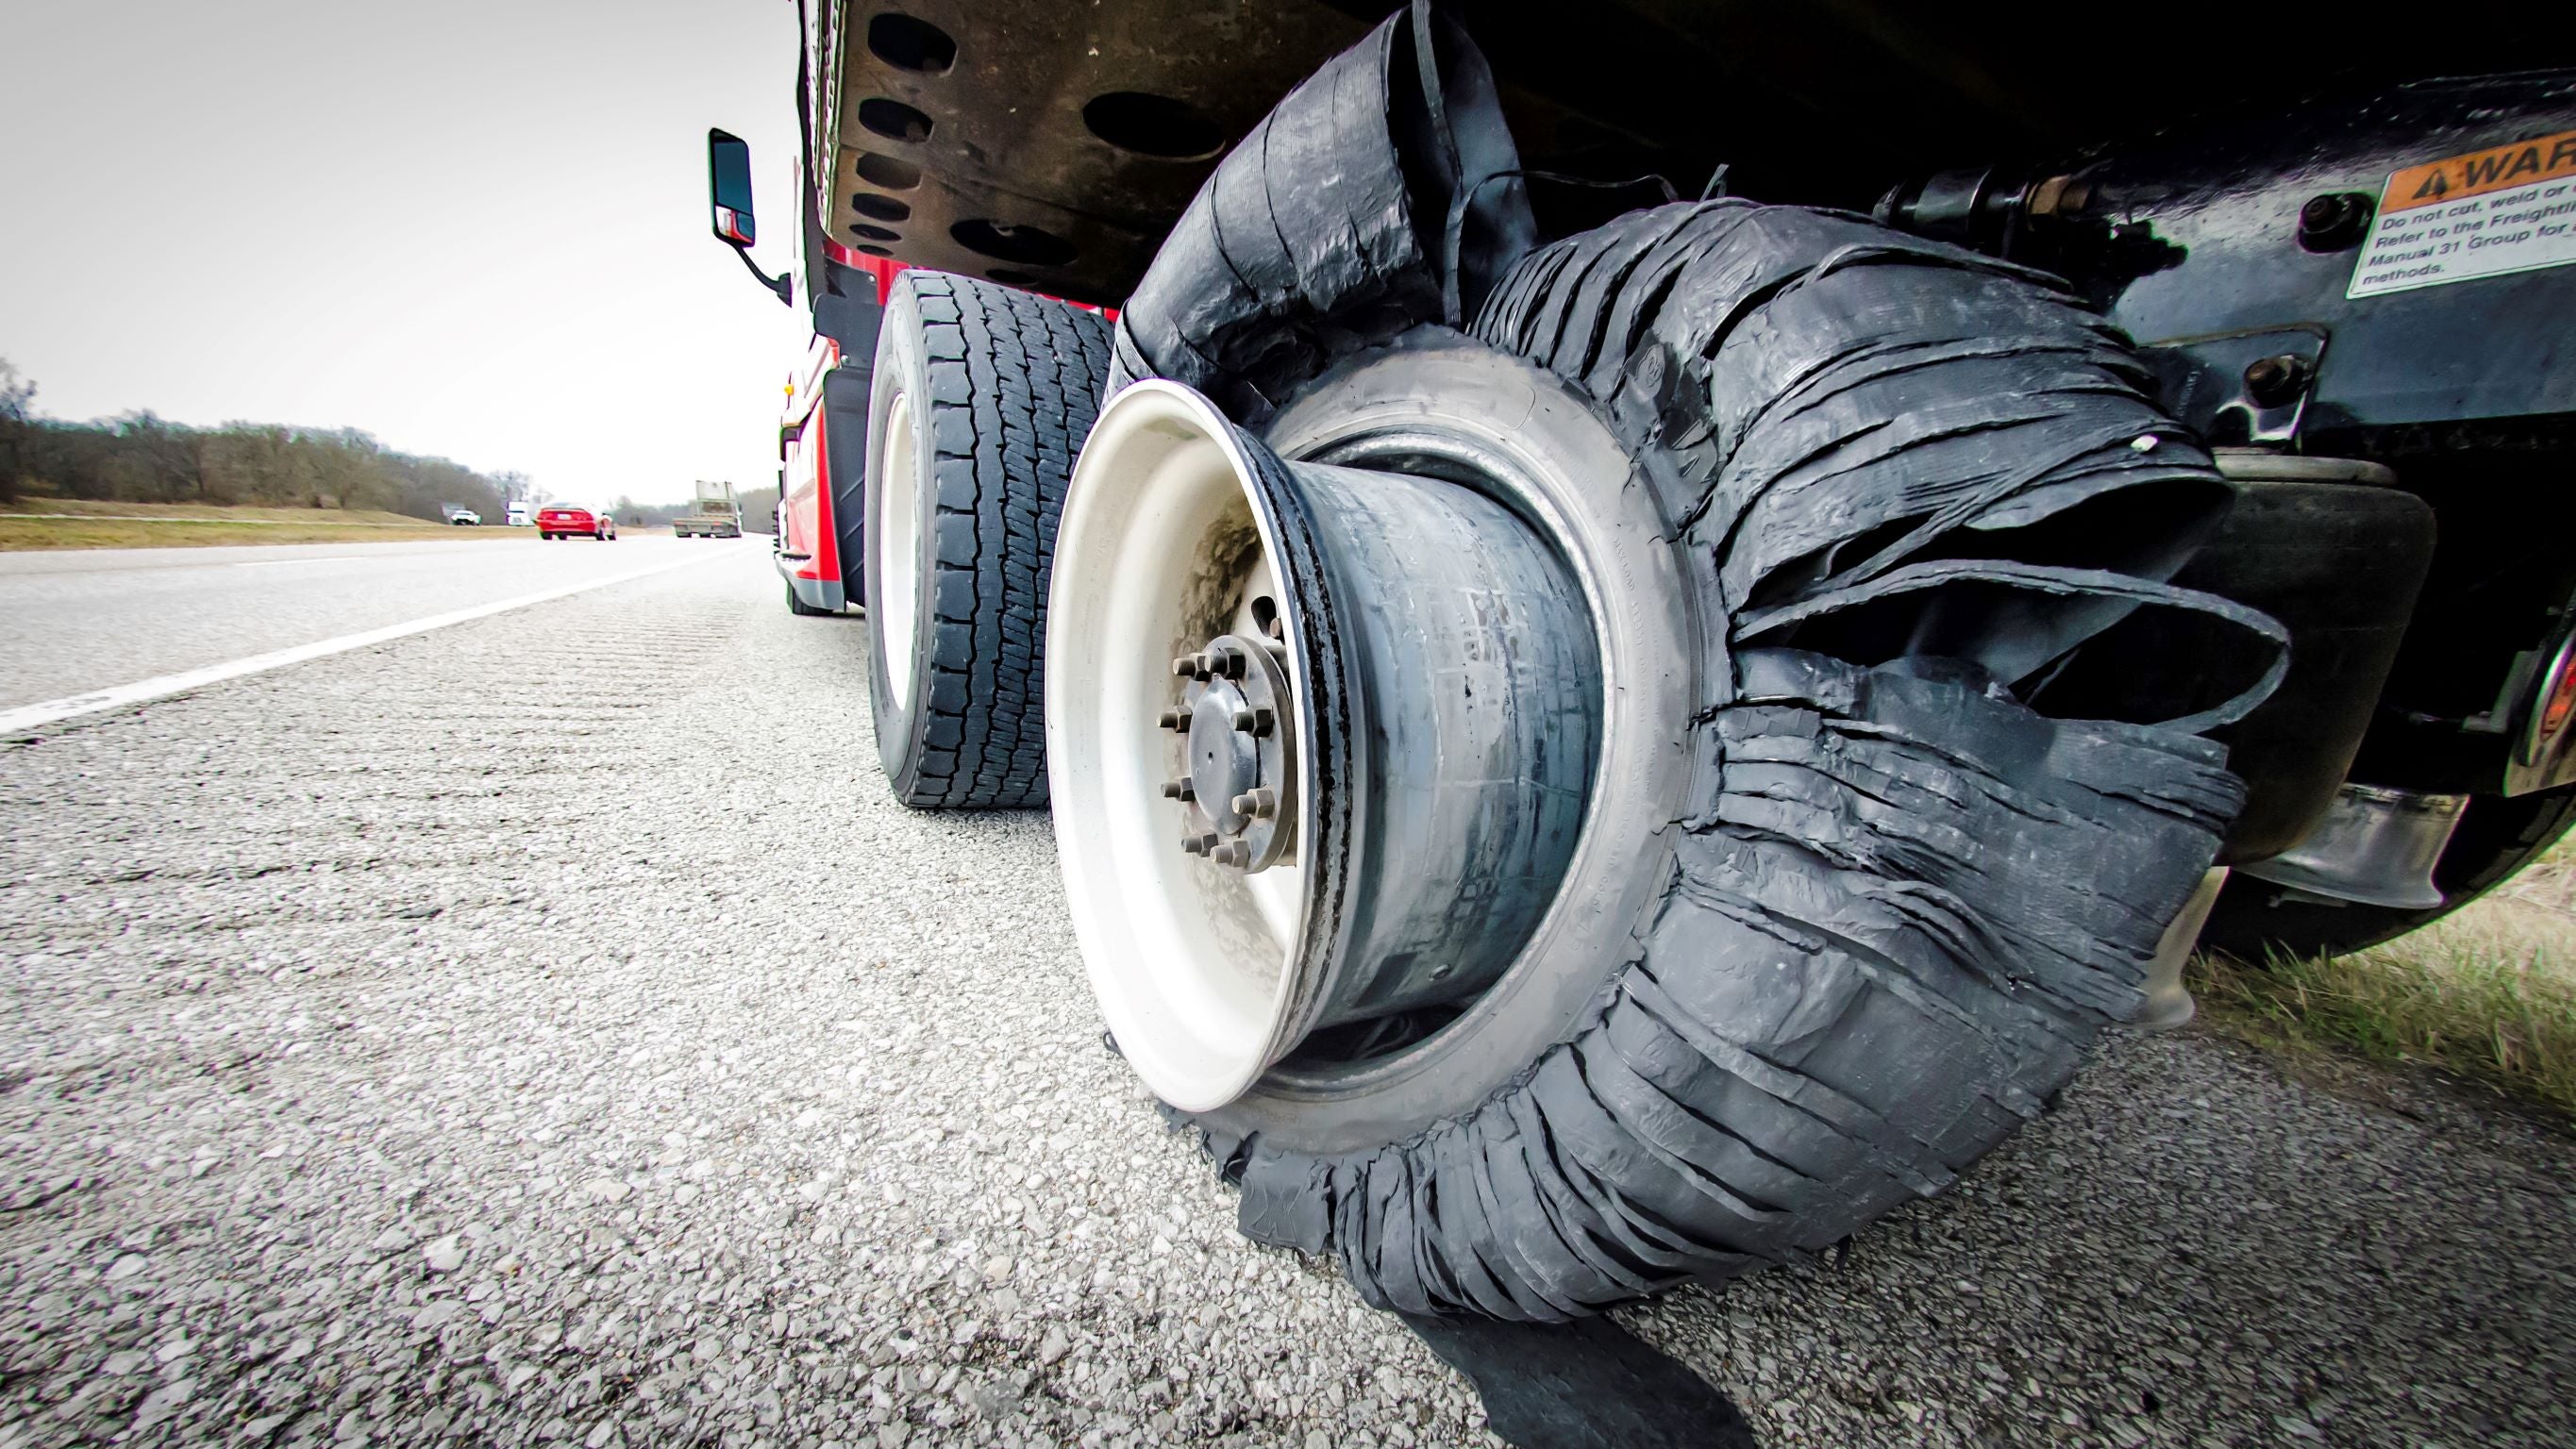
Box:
left=1212, top=646, right=1246, bottom=679
left=1157, top=707, right=1189, bottom=733
left=1180, top=835, right=1208, bottom=855
left=2297, top=192, right=2372, bottom=252
left=1212, top=841, right=1247, bottom=867
left=1230, top=708, right=1273, bottom=736
left=2243, top=353, right=2313, bottom=408
left=1171, top=657, right=1197, bottom=678
left=1230, top=788, right=1278, bottom=819
left=1162, top=778, right=1195, bottom=801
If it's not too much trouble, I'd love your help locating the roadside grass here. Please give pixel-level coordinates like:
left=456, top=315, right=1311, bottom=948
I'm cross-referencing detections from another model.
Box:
left=1, top=498, right=446, bottom=525
left=0, top=519, right=485, bottom=550
left=2189, top=841, right=2576, bottom=1121
left=0, top=500, right=506, bottom=550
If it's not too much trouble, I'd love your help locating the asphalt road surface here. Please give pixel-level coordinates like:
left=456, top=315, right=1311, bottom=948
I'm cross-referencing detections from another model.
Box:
left=0, top=535, right=726, bottom=712
left=1, top=545, right=2569, bottom=1448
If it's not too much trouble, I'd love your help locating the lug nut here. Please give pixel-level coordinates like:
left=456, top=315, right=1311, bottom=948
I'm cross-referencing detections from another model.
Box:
left=1162, top=777, right=1195, bottom=801
left=1212, top=841, right=1247, bottom=867
left=1230, top=787, right=1278, bottom=819
left=1180, top=834, right=1207, bottom=855
left=1230, top=708, right=1273, bottom=736
left=1212, top=646, right=1246, bottom=679
left=1171, top=657, right=1197, bottom=678
left=1157, top=707, right=1188, bottom=733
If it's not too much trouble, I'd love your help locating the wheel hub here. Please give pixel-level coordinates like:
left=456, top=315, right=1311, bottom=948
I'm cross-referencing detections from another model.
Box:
left=1163, top=634, right=1296, bottom=870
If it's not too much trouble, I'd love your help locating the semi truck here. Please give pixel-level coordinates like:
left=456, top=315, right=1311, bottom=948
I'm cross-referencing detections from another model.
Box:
left=711, top=2, right=2576, bottom=1324
left=674, top=479, right=745, bottom=538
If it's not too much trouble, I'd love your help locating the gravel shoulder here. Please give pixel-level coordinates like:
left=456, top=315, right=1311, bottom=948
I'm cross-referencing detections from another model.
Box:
left=2, top=553, right=2569, bottom=1449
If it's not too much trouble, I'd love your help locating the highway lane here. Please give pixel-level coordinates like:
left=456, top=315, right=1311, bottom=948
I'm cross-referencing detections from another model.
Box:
left=0, top=547, right=2569, bottom=1447
left=0, top=535, right=763, bottom=710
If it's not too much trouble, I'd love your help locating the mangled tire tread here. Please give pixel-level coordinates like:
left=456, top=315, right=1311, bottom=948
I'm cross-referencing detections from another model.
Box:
left=1195, top=205, right=2259, bottom=1322
left=1099, top=15, right=2268, bottom=1324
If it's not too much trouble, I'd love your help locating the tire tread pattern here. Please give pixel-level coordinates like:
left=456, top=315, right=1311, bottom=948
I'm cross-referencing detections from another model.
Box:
left=895, top=273, right=1110, bottom=809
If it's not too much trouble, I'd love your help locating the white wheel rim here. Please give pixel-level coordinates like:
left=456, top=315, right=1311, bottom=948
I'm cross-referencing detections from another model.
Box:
left=878, top=389, right=921, bottom=705
left=1047, top=384, right=1309, bottom=1111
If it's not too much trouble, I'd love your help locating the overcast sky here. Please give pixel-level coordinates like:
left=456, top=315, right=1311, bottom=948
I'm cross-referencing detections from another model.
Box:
left=0, top=0, right=813, bottom=505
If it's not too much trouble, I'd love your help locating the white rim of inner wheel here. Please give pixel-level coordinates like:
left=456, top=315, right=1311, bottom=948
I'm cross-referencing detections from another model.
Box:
left=878, top=388, right=921, bottom=704
left=1046, top=382, right=1310, bottom=1112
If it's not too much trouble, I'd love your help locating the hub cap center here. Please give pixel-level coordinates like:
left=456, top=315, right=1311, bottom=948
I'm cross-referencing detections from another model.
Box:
left=1160, top=634, right=1296, bottom=871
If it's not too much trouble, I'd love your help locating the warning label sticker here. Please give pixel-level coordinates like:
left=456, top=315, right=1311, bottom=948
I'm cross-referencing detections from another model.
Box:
left=2348, top=128, right=2576, bottom=298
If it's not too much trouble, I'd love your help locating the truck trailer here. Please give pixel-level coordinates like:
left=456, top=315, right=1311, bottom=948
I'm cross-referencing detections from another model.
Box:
left=674, top=479, right=745, bottom=538
left=710, top=1, right=2576, bottom=1324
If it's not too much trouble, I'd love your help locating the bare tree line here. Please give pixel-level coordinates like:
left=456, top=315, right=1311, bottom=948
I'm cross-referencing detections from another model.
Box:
left=0, top=358, right=526, bottom=520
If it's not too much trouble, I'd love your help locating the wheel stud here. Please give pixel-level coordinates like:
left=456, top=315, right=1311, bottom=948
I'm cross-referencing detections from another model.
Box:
left=1162, top=778, right=1196, bottom=801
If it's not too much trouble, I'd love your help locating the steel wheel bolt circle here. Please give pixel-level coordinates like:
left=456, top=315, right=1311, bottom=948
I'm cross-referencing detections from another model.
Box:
left=1158, top=630, right=1297, bottom=873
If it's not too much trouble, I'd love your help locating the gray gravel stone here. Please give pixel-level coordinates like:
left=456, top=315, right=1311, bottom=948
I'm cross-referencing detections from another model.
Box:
left=0, top=551, right=2569, bottom=1448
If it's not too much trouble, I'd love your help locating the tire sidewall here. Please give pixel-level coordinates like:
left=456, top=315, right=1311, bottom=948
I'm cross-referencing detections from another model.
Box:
left=864, top=281, right=937, bottom=795
left=1196, top=331, right=1700, bottom=1154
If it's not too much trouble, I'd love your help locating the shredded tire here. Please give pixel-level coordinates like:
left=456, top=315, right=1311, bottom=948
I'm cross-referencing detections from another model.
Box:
left=1198, top=205, right=2273, bottom=1320
left=867, top=273, right=1112, bottom=809
left=1096, top=17, right=2282, bottom=1322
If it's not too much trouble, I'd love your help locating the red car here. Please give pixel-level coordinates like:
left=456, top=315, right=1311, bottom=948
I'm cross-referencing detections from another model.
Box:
left=535, top=505, right=617, bottom=541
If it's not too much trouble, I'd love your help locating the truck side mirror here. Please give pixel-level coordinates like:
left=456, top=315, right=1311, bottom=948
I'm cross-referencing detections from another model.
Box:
left=707, top=127, right=792, bottom=306
left=709, top=128, right=758, bottom=246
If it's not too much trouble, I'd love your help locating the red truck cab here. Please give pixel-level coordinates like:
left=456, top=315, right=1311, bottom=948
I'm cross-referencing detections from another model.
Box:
left=776, top=243, right=905, bottom=614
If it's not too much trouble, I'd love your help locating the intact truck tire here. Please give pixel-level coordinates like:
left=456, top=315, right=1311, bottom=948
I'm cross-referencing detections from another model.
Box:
left=2200, top=785, right=2576, bottom=962
left=864, top=272, right=1112, bottom=809
left=1068, top=199, right=2283, bottom=1321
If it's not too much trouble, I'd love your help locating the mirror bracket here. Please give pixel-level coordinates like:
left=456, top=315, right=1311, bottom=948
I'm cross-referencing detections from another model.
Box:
left=731, top=245, right=794, bottom=308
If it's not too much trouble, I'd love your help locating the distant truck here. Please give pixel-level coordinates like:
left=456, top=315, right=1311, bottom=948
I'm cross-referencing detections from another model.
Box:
left=674, top=481, right=744, bottom=539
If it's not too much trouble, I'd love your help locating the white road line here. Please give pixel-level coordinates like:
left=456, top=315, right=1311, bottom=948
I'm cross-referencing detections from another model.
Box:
left=0, top=550, right=727, bottom=737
